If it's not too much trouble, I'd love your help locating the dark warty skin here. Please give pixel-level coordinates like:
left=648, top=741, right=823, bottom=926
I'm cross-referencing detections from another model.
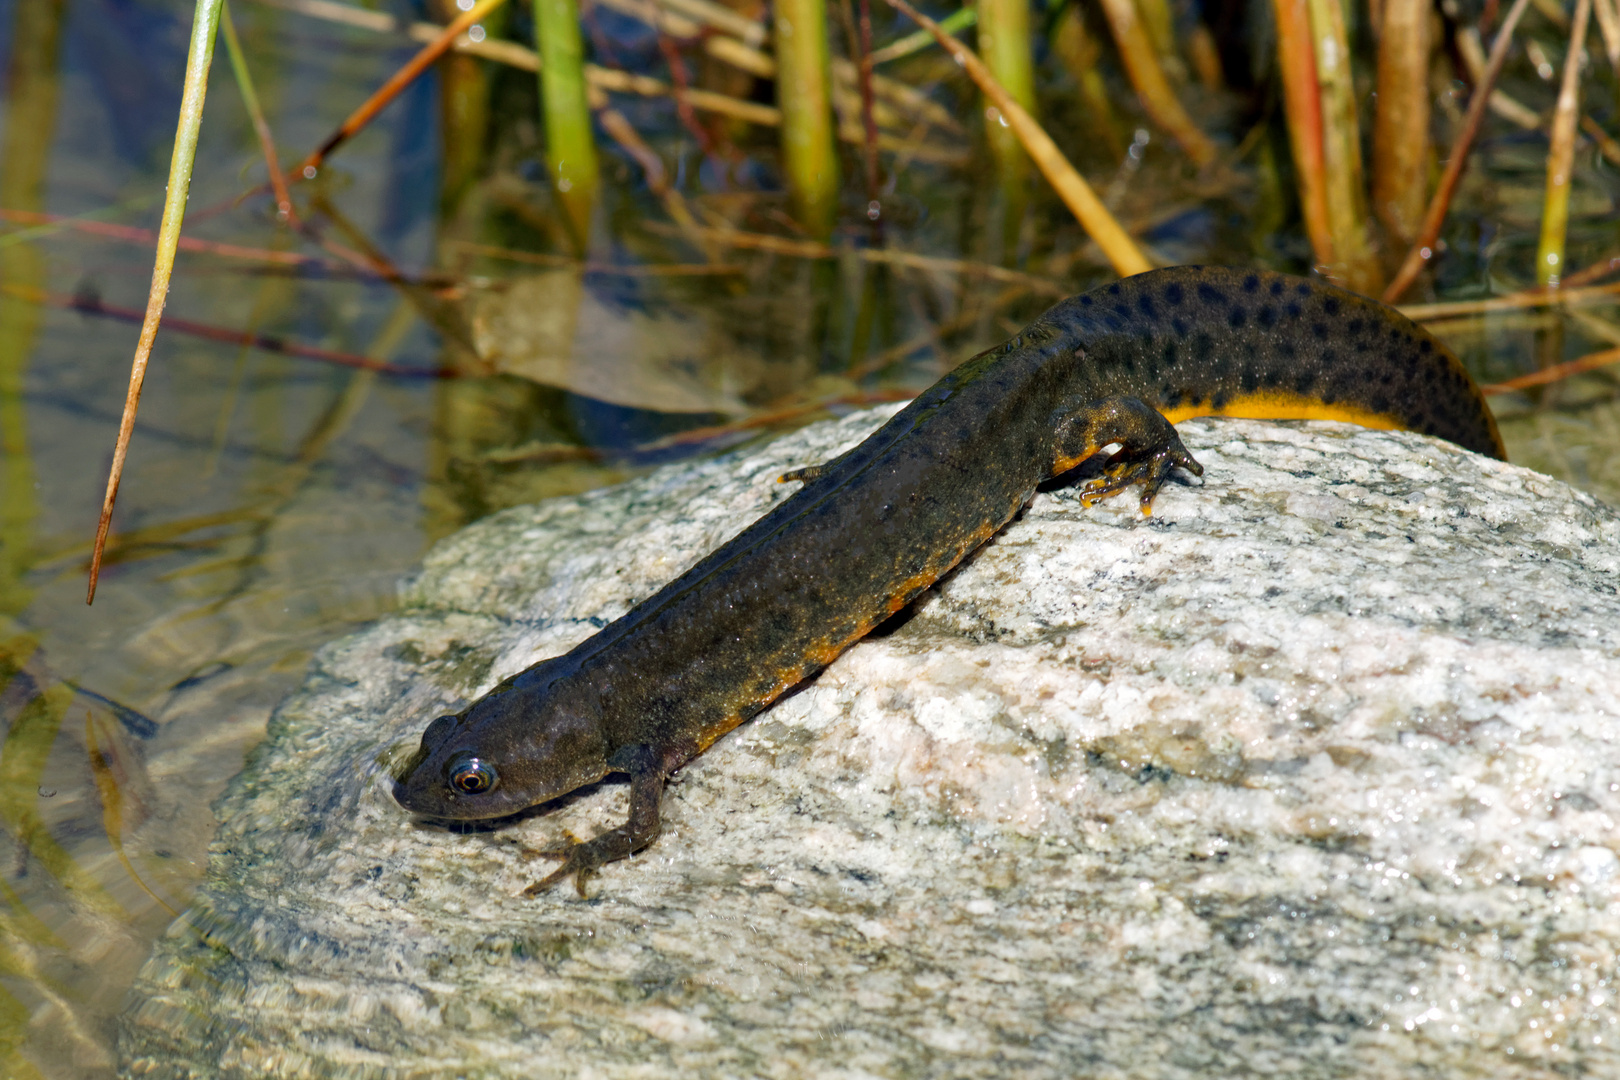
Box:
left=391, top=265, right=1504, bottom=896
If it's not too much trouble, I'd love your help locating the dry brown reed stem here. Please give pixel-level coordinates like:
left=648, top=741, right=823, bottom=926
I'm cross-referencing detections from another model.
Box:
left=1271, top=0, right=1335, bottom=269
left=1565, top=252, right=1620, bottom=287
left=1095, top=0, right=1216, bottom=166
left=293, top=0, right=508, bottom=178
left=1535, top=0, right=1594, bottom=288
left=1381, top=0, right=1533, bottom=303
left=1578, top=116, right=1620, bottom=169
left=882, top=0, right=1153, bottom=277
left=643, top=220, right=1074, bottom=293
left=1400, top=278, right=1620, bottom=320
left=1372, top=0, right=1431, bottom=245
left=1308, top=0, right=1378, bottom=292
left=1481, top=344, right=1620, bottom=394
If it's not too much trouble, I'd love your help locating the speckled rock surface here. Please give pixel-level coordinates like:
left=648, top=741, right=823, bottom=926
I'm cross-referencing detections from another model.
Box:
left=119, top=407, right=1620, bottom=1079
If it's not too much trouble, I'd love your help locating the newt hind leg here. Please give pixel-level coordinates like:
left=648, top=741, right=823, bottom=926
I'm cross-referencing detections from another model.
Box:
left=1053, top=397, right=1203, bottom=515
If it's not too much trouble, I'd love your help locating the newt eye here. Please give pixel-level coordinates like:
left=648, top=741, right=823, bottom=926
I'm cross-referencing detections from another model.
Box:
left=447, top=753, right=498, bottom=795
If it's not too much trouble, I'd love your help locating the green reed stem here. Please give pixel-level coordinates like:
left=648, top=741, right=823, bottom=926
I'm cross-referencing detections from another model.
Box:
left=775, top=0, right=840, bottom=237
left=535, top=0, right=601, bottom=251
left=89, top=0, right=224, bottom=603
left=1537, top=0, right=1593, bottom=288
left=978, top=0, right=1035, bottom=249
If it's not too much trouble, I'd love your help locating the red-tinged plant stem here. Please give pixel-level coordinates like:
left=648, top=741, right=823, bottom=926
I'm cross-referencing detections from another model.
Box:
left=1382, top=0, right=1533, bottom=302
left=1271, top=0, right=1335, bottom=270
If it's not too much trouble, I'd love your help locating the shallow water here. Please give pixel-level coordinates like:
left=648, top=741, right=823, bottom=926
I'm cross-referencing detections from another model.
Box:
left=0, top=0, right=1617, bottom=1073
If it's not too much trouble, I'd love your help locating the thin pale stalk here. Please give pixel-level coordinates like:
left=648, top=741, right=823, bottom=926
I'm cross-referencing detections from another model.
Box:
left=1372, top=0, right=1431, bottom=244
left=1383, top=0, right=1532, bottom=301
left=1271, top=0, right=1335, bottom=268
left=88, top=0, right=225, bottom=604
left=220, top=2, right=296, bottom=221
left=1097, top=0, right=1216, bottom=165
left=883, top=0, right=1152, bottom=275
left=868, top=6, right=976, bottom=62
left=535, top=0, right=600, bottom=250
left=1307, top=0, right=1378, bottom=291
left=294, top=0, right=508, bottom=178
left=1536, top=0, right=1591, bottom=288
left=776, top=0, right=840, bottom=236
left=1595, top=0, right=1620, bottom=70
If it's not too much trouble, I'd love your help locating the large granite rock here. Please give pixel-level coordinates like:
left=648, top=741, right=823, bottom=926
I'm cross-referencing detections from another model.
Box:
left=119, top=406, right=1620, bottom=1078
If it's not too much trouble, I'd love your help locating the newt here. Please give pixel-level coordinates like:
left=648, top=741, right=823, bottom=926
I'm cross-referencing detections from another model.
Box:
left=391, top=265, right=1504, bottom=895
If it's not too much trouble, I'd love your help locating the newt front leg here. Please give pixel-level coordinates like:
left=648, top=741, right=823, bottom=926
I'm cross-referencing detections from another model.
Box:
left=1052, top=396, right=1204, bottom=514
left=524, top=748, right=667, bottom=898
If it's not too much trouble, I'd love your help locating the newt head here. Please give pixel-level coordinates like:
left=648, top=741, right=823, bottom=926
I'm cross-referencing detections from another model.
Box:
left=390, top=672, right=611, bottom=821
